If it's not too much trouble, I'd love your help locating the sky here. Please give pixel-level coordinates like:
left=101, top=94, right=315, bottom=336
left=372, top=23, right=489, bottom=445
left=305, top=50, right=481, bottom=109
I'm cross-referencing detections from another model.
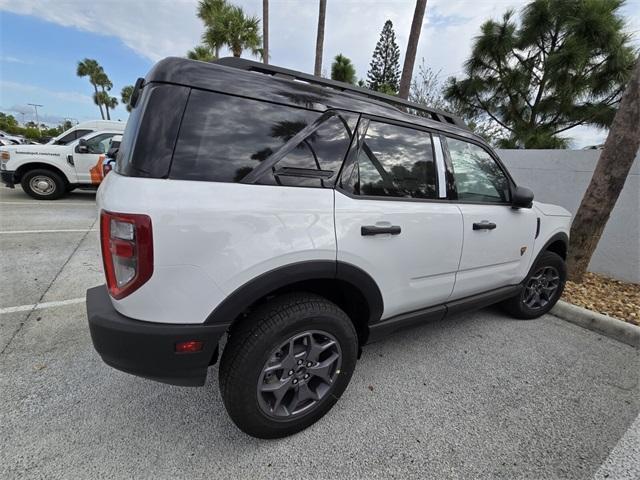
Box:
left=1, top=0, right=639, bottom=147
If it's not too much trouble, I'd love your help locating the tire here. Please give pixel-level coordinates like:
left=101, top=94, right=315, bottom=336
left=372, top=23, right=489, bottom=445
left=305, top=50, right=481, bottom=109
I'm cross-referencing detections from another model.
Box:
left=20, top=169, right=67, bottom=200
left=219, top=292, right=358, bottom=439
left=502, top=251, right=566, bottom=319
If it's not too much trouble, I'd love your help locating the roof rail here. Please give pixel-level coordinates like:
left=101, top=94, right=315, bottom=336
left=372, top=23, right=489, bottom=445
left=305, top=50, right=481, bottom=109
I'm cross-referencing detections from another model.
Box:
left=214, top=57, right=468, bottom=130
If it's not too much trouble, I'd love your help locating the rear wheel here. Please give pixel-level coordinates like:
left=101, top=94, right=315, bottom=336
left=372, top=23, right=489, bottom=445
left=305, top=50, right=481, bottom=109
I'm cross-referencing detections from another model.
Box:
left=219, top=292, right=358, bottom=438
left=502, top=251, right=566, bottom=319
left=21, top=169, right=67, bottom=200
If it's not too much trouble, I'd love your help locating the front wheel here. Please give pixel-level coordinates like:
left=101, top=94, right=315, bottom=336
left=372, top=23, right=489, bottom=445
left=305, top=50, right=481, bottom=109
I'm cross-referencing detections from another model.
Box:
left=219, top=293, right=358, bottom=438
left=21, top=169, right=67, bottom=200
left=502, top=251, right=566, bottom=319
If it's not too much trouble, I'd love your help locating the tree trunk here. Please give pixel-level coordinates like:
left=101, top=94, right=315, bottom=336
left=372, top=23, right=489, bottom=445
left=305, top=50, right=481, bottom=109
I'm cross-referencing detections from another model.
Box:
left=263, top=0, right=269, bottom=64
left=567, top=58, right=640, bottom=281
left=102, top=87, right=111, bottom=120
left=399, top=0, right=427, bottom=100
left=314, top=0, right=327, bottom=76
left=93, top=83, right=105, bottom=120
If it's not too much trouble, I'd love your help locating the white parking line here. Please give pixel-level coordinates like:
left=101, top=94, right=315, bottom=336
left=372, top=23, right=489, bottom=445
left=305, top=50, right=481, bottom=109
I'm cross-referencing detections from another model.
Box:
left=0, top=297, right=86, bottom=315
left=0, top=229, right=98, bottom=234
left=0, top=201, right=95, bottom=206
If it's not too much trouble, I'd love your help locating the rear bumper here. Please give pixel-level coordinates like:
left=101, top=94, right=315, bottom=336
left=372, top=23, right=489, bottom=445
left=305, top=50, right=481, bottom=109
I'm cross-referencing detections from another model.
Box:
left=1, top=170, right=16, bottom=188
left=86, top=285, right=228, bottom=386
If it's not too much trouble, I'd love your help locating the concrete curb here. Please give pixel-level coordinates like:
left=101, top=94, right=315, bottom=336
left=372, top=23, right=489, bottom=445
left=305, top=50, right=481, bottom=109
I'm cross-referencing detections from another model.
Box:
left=551, top=300, right=640, bottom=348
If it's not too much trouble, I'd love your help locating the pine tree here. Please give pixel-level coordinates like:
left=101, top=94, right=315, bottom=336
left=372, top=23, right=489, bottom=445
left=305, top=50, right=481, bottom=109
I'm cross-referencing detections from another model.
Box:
left=331, top=54, right=356, bottom=84
left=366, top=20, right=401, bottom=93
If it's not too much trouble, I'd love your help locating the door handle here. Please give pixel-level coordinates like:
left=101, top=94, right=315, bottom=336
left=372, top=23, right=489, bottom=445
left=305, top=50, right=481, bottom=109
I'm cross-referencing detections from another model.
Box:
left=361, top=225, right=402, bottom=236
left=473, top=221, right=497, bottom=230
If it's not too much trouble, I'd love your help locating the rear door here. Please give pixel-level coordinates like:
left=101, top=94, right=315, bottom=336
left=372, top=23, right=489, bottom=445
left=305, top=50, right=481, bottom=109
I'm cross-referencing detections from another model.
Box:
left=335, top=118, right=463, bottom=320
left=444, top=136, right=537, bottom=299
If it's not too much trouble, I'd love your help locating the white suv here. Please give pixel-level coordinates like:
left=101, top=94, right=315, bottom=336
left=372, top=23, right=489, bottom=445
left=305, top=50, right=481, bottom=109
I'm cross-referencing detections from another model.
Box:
left=87, top=58, right=571, bottom=438
left=0, top=120, right=125, bottom=199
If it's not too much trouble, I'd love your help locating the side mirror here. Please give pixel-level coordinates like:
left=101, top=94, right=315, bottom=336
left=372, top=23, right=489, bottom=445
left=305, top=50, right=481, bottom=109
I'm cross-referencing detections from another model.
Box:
left=106, top=147, right=119, bottom=159
left=512, top=186, right=534, bottom=209
left=75, top=138, right=89, bottom=154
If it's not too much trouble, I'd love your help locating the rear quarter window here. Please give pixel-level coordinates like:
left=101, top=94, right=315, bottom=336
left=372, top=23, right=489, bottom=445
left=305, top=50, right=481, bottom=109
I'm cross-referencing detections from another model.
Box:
left=170, top=89, right=357, bottom=187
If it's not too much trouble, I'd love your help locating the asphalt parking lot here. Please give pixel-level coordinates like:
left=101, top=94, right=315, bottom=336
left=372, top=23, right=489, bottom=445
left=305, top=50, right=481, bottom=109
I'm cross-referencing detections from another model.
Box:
left=0, top=185, right=638, bottom=479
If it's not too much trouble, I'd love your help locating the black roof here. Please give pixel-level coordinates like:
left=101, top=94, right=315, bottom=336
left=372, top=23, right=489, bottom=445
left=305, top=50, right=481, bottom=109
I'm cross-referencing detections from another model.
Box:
left=145, top=57, right=480, bottom=141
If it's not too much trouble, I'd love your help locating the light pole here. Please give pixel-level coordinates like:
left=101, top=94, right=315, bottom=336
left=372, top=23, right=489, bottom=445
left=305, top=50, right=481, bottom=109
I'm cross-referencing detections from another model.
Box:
left=27, top=103, right=43, bottom=133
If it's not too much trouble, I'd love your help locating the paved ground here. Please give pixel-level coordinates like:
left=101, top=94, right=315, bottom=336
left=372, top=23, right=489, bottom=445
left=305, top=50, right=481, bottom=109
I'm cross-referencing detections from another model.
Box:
left=0, top=185, right=638, bottom=479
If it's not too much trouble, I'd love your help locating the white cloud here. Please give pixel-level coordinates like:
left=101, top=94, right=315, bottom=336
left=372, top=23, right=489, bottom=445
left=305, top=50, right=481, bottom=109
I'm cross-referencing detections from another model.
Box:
left=1, top=55, right=32, bottom=64
left=0, top=80, right=92, bottom=104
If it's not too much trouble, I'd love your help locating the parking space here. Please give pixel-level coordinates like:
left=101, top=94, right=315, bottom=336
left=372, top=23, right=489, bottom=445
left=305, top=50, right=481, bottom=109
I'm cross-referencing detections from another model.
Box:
left=0, top=185, right=638, bottom=479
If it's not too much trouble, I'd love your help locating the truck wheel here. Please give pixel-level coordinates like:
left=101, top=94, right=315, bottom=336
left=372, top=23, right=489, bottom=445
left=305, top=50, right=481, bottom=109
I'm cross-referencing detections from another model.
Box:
left=502, top=251, right=566, bottom=319
left=219, top=292, right=358, bottom=439
left=21, top=169, right=67, bottom=200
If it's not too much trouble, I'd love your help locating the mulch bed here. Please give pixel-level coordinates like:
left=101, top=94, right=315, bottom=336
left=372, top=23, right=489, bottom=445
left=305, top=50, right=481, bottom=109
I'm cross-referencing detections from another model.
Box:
left=562, top=272, right=640, bottom=326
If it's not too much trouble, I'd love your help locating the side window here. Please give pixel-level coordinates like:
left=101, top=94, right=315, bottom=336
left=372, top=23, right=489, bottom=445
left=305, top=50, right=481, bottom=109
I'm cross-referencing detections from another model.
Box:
left=350, top=120, right=437, bottom=199
left=74, top=129, right=92, bottom=140
left=84, top=134, right=116, bottom=154
left=55, top=129, right=92, bottom=145
left=171, top=90, right=356, bottom=186
left=446, top=137, right=511, bottom=203
left=260, top=111, right=358, bottom=187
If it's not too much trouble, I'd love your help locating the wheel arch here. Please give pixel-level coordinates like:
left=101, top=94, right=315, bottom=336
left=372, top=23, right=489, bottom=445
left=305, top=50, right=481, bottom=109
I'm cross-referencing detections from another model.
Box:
left=205, top=261, right=384, bottom=345
left=15, top=161, right=71, bottom=185
left=540, top=232, right=569, bottom=260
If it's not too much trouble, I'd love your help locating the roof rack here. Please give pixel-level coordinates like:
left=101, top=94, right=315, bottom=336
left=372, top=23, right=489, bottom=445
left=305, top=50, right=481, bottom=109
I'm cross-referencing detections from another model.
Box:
left=214, top=57, right=468, bottom=130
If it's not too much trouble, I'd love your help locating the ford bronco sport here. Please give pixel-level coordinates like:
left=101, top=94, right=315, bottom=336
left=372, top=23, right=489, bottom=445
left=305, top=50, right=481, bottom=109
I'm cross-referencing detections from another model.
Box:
left=87, top=57, right=571, bottom=438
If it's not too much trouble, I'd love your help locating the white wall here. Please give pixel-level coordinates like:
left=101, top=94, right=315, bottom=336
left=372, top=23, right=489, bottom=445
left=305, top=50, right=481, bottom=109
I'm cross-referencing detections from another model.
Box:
left=497, top=149, right=639, bottom=283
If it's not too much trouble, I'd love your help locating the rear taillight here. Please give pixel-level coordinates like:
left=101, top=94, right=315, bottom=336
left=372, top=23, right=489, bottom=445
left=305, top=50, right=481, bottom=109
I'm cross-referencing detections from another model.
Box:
left=100, top=210, right=153, bottom=299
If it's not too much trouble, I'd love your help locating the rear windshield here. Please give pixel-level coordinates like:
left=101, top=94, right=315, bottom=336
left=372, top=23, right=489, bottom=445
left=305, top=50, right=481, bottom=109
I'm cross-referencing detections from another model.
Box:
left=116, top=83, right=189, bottom=178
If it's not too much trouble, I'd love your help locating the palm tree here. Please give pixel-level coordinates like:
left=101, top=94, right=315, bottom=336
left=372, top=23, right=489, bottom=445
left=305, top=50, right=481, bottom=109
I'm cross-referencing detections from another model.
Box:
left=331, top=54, right=356, bottom=84
left=95, top=70, right=115, bottom=120
left=187, top=45, right=216, bottom=62
left=77, top=58, right=105, bottom=119
left=198, top=0, right=230, bottom=58
left=94, top=91, right=117, bottom=120
left=263, top=0, right=269, bottom=64
left=121, top=85, right=134, bottom=112
left=399, top=0, right=427, bottom=99
left=217, top=6, right=263, bottom=58
left=314, top=0, right=327, bottom=76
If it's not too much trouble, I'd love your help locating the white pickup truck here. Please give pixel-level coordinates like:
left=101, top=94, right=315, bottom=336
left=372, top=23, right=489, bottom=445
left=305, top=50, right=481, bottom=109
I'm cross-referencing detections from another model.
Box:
left=0, top=120, right=125, bottom=199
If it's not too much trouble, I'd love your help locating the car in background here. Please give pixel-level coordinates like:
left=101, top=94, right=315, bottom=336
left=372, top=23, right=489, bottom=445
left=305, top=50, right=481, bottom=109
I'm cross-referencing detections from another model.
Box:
left=0, top=138, right=20, bottom=146
left=47, top=120, right=125, bottom=146
left=0, top=131, right=26, bottom=145
left=0, top=125, right=125, bottom=199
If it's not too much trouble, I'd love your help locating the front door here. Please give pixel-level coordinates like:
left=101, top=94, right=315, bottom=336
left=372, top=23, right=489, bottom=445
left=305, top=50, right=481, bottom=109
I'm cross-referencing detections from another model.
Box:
left=444, top=136, right=537, bottom=299
left=72, top=132, right=118, bottom=184
left=335, top=119, right=463, bottom=320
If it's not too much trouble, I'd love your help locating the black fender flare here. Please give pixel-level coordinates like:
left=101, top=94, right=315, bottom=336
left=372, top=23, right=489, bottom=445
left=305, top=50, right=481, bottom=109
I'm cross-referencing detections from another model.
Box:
left=536, top=232, right=569, bottom=261
left=205, top=260, right=384, bottom=326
